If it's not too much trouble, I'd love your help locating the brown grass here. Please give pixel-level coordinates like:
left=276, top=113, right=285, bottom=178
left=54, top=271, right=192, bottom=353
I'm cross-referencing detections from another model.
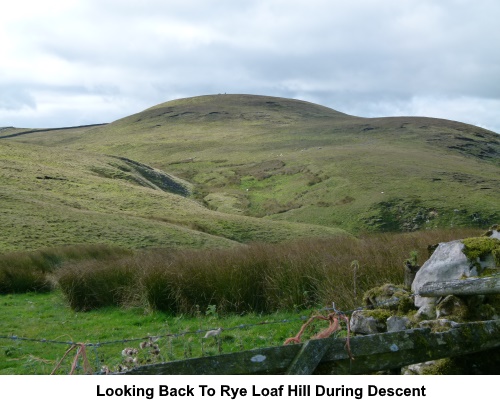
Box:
left=53, top=228, right=481, bottom=314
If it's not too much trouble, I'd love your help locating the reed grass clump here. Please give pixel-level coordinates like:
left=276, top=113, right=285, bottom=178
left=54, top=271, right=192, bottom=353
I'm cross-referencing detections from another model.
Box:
left=139, top=228, right=481, bottom=314
left=57, top=257, right=137, bottom=311
left=138, top=252, right=180, bottom=314
left=0, top=251, right=55, bottom=293
left=4, top=228, right=482, bottom=313
left=0, top=263, right=52, bottom=293
left=141, top=247, right=270, bottom=314
left=0, top=244, right=132, bottom=294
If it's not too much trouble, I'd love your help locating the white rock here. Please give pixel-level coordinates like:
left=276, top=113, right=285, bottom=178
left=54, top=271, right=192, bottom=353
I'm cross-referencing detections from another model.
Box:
left=350, top=311, right=386, bottom=335
left=411, top=240, right=475, bottom=316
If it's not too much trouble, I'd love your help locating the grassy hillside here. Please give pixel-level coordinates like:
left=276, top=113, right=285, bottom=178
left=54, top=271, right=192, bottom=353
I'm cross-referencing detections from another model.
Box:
left=0, top=140, right=349, bottom=252
left=2, top=94, right=499, bottom=251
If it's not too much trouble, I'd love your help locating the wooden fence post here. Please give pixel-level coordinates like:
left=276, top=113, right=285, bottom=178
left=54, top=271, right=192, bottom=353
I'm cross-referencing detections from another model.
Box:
left=404, top=261, right=419, bottom=289
left=285, top=339, right=334, bottom=375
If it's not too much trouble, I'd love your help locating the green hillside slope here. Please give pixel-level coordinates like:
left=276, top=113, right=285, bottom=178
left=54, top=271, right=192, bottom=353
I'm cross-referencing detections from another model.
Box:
left=3, top=94, right=499, bottom=246
left=0, top=140, right=349, bottom=252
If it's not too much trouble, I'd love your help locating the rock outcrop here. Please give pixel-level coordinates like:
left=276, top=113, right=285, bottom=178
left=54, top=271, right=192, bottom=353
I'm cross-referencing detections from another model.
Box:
left=349, top=226, right=500, bottom=374
left=412, top=227, right=500, bottom=318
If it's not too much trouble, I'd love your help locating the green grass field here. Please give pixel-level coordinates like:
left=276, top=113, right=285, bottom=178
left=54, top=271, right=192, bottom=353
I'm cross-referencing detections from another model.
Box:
left=0, top=290, right=316, bottom=375
left=0, top=228, right=485, bottom=374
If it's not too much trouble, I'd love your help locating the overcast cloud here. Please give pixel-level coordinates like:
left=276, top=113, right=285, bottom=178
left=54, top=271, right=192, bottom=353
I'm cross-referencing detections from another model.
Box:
left=1, top=0, right=500, bottom=132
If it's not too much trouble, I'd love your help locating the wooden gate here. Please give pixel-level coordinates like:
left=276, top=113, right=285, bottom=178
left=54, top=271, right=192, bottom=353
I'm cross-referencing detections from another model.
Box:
left=118, top=319, right=500, bottom=375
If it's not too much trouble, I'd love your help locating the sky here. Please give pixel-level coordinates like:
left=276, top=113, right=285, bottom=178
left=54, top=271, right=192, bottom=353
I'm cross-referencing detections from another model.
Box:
left=1, top=0, right=500, bottom=132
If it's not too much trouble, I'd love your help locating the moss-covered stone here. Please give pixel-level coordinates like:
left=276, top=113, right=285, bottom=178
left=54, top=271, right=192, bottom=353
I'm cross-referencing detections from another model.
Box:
left=409, top=348, right=500, bottom=375
left=350, top=309, right=392, bottom=334
left=364, top=308, right=393, bottom=322
left=462, top=237, right=500, bottom=266
left=397, top=295, right=416, bottom=314
left=420, top=358, right=458, bottom=375
left=493, top=247, right=500, bottom=266
left=465, top=294, right=500, bottom=320
left=363, top=284, right=412, bottom=311
left=479, top=267, right=500, bottom=277
left=473, top=303, right=496, bottom=320
left=443, top=348, right=500, bottom=374
left=436, top=295, right=468, bottom=321
left=481, top=224, right=498, bottom=237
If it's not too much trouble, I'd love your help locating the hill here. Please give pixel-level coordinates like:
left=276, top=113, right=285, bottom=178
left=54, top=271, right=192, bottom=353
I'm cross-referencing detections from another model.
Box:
left=1, top=94, right=499, bottom=251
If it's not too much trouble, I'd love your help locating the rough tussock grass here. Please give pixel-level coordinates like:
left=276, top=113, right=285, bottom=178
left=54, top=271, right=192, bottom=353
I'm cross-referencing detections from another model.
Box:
left=0, top=245, right=131, bottom=294
left=27, top=228, right=480, bottom=314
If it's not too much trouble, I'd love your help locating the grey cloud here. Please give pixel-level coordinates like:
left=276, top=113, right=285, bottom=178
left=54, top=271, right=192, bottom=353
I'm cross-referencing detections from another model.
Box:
left=1, top=0, right=499, bottom=132
left=0, top=87, right=36, bottom=111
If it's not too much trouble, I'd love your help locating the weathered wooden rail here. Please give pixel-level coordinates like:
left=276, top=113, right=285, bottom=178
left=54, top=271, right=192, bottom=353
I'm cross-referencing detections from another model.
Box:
left=117, top=275, right=500, bottom=375
left=419, top=275, right=500, bottom=297
left=119, top=319, right=500, bottom=375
